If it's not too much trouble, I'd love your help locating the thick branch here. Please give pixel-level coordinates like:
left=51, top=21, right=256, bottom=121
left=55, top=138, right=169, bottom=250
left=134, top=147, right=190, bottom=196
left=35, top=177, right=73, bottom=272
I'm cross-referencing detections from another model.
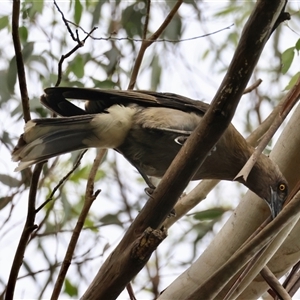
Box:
left=187, top=190, right=300, bottom=299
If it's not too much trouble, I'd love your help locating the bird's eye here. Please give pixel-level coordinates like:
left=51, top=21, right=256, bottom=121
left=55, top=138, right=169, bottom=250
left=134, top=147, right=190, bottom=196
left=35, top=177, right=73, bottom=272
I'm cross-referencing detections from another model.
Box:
left=279, top=183, right=286, bottom=192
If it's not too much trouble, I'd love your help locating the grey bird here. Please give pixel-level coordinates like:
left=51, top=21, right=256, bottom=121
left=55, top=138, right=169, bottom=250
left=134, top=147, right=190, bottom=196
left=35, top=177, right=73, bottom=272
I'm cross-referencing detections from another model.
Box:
left=12, top=87, right=288, bottom=218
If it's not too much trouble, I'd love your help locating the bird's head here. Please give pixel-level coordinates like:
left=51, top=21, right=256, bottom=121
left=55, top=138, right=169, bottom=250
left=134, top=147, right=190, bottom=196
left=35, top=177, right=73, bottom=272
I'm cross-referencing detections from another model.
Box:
left=237, top=154, right=288, bottom=219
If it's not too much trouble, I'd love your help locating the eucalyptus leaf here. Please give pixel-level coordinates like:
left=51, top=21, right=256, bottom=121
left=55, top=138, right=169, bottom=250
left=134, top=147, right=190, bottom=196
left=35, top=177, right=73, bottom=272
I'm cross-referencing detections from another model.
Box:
left=0, top=174, right=22, bottom=188
left=281, top=47, right=295, bottom=74
left=193, top=207, right=227, bottom=221
left=0, top=16, right=9, bottom=31
left=64, top=278, right=78, bottom=297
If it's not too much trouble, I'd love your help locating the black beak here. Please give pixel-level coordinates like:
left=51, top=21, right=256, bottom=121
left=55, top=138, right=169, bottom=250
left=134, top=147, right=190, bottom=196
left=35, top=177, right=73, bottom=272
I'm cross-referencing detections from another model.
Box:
left=269, top=188, right=285, bottom=219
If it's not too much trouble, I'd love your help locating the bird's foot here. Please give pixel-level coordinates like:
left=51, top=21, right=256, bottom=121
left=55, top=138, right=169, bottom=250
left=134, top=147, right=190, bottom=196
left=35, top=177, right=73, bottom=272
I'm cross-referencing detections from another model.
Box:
left=145, top=186, right=155, bottom=196
left=168, top=208, right=176, bottom=218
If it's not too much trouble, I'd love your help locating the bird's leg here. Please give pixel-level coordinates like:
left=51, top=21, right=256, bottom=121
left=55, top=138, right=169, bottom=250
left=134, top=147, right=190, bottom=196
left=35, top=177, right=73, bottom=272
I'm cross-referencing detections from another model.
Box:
left=135, top=167, right=156, bottom=194
left=126, top=161, right=156, bottom=190
left=133, top=165, right=177, bottom=217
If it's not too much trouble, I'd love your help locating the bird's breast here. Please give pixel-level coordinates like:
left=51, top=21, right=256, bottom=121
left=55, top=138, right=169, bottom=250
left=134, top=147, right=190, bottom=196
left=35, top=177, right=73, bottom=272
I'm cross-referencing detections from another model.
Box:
left=118, top=106, right=202, bottom=177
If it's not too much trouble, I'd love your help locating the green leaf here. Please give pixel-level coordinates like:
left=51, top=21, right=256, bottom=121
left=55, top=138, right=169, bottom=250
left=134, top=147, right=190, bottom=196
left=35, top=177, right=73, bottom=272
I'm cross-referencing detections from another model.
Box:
left=91, top=1, right=105, bottom=27
left=7, top=57, right=17, bottom=94
left=92, top=78, right=116, bottom=89
left=1, top=130, right=13, bottom=148
left=192, top=221, right=215, bottom=240
left=193, top=207, right=227, bottom=221
left=33, top=0, right=44, bottom=14
left=103, top=47, right=120, bottom=75
left=74, top=0, right=83, bottom=24
left=99, top=213, right=123, bottom=226
left=6, top=42, right=34, bottom=93
left=69, top=165, right=89, bottom=183
left=0, top=196, right=13, bottom=210
left=84, top=218, right=98, bottom=232
left=0, top=16, right=9, bottom=31
left=64, top=278, right=78, bottom=297
left=202, top=49, right=210, bottom=60
left=0, top=174, right=22, bottom=188
left=95, top=169, right=106, bottom=181
left=150, top=55, right=162, bottom=90
left=19, top=26, right=28, bottom=43
left=295, top=38, right=300, bottom=51
left=284, top=72, right=300, bottom=91
left=214, top=5, right=239, bottom=17
left=281, top=47, right=295, bottom=74
left=163, top=13, right=182, bottom=41
left=121, top=3, right=144, bottom=38
left=69, top=55, right=84, bottom=78
left=0, top=69, right=12, bottom=103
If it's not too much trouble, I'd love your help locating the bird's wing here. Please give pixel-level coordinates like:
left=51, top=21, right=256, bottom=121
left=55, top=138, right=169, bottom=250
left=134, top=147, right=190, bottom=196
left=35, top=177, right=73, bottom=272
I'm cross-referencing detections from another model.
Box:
left=41, top=88, right=88, bottom=117
left=42, top=87, right=209, bottom=116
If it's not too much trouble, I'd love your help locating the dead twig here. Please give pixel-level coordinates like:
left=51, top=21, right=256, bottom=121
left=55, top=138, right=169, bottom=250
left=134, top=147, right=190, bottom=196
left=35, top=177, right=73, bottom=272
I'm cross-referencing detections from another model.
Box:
left=55, top=27, right=97, bottom=87
left=235, top=73, right=300, bottom=182
left=53, top=0, right=97, bottom=86
left=243, top=79, right=263, bottom=95
left=50, top=149, right=106, bottom=300
left=261, top=267, right=292, bottom=300
left=35, top=150, right=87, bottom=213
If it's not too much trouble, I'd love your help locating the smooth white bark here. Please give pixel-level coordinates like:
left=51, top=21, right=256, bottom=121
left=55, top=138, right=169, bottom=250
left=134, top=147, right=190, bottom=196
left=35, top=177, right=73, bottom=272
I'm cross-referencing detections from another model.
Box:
left=159, top=104, right=300, bottom=300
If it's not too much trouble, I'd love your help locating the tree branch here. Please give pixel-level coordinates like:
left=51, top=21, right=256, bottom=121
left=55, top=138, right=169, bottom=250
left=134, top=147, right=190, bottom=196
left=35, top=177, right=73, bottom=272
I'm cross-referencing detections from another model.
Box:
left=261, top=267, right=292, bottom=300
left=12, top=0, right=30, bottom=123
left=187, top=189, right=300, bottom=299
left=127, top=0, right=183, bottom=89
left=50, top=150, right=106, bottom=300
left=235, top=72, right=300, bottom=181
left=5, top=163, right=43, bottom=300
left=82, top=1, right=288, bottom=299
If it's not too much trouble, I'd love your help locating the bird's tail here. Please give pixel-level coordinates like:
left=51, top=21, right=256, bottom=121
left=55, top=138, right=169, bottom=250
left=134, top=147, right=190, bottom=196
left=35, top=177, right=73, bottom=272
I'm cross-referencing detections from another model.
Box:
left=12, top=115, right=96, bottom=171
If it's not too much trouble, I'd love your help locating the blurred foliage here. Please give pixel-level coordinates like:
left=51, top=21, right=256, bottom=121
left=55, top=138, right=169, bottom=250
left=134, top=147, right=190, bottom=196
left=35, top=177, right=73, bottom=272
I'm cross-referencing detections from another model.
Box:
left=0, top=1, right=299, bottom=299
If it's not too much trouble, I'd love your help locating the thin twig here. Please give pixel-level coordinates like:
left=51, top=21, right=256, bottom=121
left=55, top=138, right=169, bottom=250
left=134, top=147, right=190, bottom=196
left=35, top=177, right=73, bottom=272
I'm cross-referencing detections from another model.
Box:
left=5, top=163, right=43, bottom=300
left=188, top=189, right=300, bottom=299
left=128, top=0, right=184, bottom=89
left=50, top=149, right=106, bottom=300
left=126, top=283, right=137, bottom=300
left=282, top=261, right=300, bottom=294
left=5, top=1, right=37, bottom=298
left=35, top=150, right=87, bottom=213
left=243, top=79, right=263, bottom=95
left=12, top=0, right=30, bottom=123
left=235, top=73, right=300, bottom=181
left=272, top=180, right=300, bottom=299
left=57, top=17, right=233, bottom=44
left=55, top=27, right=97, bottom=87
left=112, top=155, right=134, bottom=222
left=143, top=0, right=151, bottom=40
left=54, top=0, right=77, bottom=41
left=223, top=247, right=267, bottom=300
left=261, top=267, right=292, bottom=300
left=223, top=179, right=300, bottom=299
